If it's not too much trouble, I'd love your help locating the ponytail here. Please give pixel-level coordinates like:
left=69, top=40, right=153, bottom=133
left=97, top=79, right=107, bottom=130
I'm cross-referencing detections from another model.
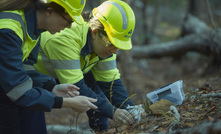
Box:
left=81, top=11, right=93, bottom=22
left=82, top=10, right=107, bottom=36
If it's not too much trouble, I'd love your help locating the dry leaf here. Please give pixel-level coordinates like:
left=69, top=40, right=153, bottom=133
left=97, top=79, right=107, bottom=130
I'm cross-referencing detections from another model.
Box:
left=208, top=116, right=214, bottom=121
left=182, top=112, right=194, bottom=117
left=183, top=122, right=195, bottom=127
left=194, top=104, right=203, bottom=109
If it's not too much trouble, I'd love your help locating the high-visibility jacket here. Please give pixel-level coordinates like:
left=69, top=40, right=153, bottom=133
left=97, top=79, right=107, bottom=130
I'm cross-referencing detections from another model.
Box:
left=0, top=8, right=62, bottom=111
left=35, top=22, right=134, bottom=118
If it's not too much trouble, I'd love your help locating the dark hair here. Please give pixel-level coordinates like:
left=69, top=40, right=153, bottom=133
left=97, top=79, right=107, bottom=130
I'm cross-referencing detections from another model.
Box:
left=0, top=0, right=35, bottom=11
left=0, top=0, right=65, bottom=13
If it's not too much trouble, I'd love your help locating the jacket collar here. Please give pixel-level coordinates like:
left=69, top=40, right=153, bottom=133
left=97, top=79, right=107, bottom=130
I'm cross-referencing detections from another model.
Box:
left=80, top=32, right=93, bottom=58
left=80, top=32, right=113, bottom=59
left=24, top=7, right=45, bottom=40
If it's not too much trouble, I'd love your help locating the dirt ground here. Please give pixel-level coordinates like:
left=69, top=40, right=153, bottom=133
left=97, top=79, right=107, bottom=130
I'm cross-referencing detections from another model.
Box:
left=45, top=52, right=221, bottom=133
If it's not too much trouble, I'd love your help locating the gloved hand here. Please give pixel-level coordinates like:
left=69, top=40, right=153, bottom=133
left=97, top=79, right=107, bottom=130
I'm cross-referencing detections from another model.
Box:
left=113, top=108, right=136, bottom=125
left=127, top=104, right=147, bottom=122
left=63, top=96, right=98, bottom=113
left=52, top=84, right=80, bottom=97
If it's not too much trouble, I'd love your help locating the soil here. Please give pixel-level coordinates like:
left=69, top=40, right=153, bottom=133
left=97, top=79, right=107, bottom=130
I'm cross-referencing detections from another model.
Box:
left=45, top=53, right=221, bottom=134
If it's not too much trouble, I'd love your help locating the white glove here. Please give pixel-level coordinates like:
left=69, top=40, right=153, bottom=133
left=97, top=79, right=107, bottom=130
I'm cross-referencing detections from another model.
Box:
left=127, top=104, right=146, bottom=123
left=113, top=108, right=136, bottom=125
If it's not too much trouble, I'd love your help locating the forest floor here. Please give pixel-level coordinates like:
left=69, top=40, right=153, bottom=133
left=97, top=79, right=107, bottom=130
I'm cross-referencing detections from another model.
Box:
left=45, top=52, right=221, bottom=134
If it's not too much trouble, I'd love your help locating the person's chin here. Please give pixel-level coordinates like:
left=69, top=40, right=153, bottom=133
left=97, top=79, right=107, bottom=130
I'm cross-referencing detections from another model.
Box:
left=99, top=54, right=108, bottom=59
left=49, top=31, right=56, bottom=35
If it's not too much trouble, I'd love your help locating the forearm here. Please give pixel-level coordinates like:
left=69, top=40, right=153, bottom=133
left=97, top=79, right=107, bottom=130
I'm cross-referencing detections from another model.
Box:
left=75, top=79, right=117, bottom=118
left=26, top=68, right=57, bottom=92
left=98, top=79, right=134, bottom=109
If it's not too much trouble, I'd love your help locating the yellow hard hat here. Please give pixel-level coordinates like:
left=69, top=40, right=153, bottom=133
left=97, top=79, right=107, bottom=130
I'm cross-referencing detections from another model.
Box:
left=48, top=0, right=86, bottom=24
left=93, top=0, right=135, bottom=50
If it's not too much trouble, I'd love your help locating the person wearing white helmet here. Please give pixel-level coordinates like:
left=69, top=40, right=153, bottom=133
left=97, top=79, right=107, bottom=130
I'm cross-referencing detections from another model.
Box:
left=35, top=0, right=146, bottom=132
left=0, top=0, right=98, bottom=134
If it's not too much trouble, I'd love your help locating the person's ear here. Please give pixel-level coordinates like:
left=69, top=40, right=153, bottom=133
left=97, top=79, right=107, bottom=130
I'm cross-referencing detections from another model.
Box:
left=91, top=29, right=98, bottom=39
left=45, top=7, right=54, bottom=16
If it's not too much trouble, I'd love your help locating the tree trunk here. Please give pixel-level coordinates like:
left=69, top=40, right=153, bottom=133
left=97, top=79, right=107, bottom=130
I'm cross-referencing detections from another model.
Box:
left=118, top=50, right=136, bottom=94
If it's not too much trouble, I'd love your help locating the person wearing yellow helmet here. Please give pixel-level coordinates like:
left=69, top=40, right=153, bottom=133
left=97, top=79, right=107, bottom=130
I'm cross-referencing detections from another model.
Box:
left=47, top=0, right=86, bottom=25
left=34, top=0, right=146, bottom=132
left=0, top=0, right=98, bottom=134
left=92, top=0, right=135, bottom=50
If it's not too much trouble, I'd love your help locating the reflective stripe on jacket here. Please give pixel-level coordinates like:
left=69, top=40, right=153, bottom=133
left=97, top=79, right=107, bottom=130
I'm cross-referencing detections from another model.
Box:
left=0, top=8, right=60, bottom=111
left=35, top=22, right=120, bottom=84
left=35, top=22, right=134, bottom=118
left=0, top=10, right=40, bottom=61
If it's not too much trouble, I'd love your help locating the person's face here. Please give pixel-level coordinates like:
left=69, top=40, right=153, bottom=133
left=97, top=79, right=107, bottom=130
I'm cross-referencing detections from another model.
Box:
left=46, top=9, right=73, bottom=34
left=91, top=30, right=118, bottom=59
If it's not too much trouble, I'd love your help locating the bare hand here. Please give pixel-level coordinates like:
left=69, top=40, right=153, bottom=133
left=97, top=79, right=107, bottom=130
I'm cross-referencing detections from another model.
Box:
left=113, top=108, right=136, bottom=125
left=62, top=96, right=98, bottom=113
left=52, top=84, right=80, bottom=97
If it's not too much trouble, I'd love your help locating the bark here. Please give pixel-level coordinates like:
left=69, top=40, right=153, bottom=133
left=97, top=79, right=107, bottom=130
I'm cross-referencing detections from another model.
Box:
left=121, top=14, right=219, bottom=60
left=188, top=0, right=199, bottom=17
left=191, top=93, right=221, bottom=99
left=181, top=14, right=210, bottom=37
left=132, top=28, right=221, bottom=59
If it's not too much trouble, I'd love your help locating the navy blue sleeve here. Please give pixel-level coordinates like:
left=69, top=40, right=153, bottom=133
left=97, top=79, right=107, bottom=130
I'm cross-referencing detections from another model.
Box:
left=75, top=77, right=117, bottom=119
left=26, top=70, right=56, bottom=92
left=23, top=37, right=57, bottom=92
left=22, top=33, right=61, bottom=108
left=0, top=29, right=59, bottom=111
left=97, top=79, right=134, bottom=109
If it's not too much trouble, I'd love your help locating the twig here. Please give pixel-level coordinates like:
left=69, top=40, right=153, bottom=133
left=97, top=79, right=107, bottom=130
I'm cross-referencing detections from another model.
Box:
left=191, top=93, right=221, bottom=99
left=202, top=105, right=216, bottom=118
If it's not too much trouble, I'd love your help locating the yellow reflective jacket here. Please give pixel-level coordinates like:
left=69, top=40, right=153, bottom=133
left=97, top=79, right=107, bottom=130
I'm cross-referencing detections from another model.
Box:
left=35, top=22, right=120, bottom=84
left=35, top=22, right=134, bottom=118
left=0, top=8, right=58, bottom=111
left=0, top=10, right=40, bottom=61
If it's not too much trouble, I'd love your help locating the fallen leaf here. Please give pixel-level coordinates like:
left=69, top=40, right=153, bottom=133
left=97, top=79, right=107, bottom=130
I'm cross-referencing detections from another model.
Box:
left=208, top=116, right=214, bottom=121
left=194, top=104, right=203, bottom=109
left=183, top=122, right=194, bottom=127
left=182, top=112, right=194, bottom=117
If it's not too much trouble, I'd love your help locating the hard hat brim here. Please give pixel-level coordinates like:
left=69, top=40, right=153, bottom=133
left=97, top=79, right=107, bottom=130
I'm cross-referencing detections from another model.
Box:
left=108, top=34, right=132, bottom=50
left=70, top=14, right=84, bottom=25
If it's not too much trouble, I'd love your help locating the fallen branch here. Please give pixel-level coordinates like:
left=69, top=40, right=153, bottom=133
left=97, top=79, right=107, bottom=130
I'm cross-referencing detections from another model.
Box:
left=131, top=28, right=221, bottom=59
left=191, top=93, right=221, bottom=99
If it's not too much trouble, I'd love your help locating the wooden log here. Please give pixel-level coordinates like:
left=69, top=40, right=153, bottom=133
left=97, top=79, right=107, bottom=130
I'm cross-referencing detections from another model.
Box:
left=131, top=28, right=221, bottom=59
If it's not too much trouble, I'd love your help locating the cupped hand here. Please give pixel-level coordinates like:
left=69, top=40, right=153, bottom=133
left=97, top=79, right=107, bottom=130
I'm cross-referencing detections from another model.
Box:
left=63, top=96, right=98, bottom=113
left=52, top=84, right=80, bottom=97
